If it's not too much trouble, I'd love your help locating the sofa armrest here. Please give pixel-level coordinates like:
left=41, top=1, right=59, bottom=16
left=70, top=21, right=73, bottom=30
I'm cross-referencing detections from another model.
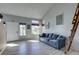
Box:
left=56, top=38, right=66, bottom=49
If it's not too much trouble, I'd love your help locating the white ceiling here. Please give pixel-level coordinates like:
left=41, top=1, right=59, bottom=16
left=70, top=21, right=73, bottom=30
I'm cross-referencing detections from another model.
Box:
left=0, top=3, right=53, bottom=19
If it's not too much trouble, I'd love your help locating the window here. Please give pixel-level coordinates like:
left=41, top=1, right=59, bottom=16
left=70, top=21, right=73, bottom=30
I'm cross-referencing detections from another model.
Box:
left=32, top=26, right=40, bottom=35
left=31, top=20, right=40, bottom=35
left=19, top=23, right=26, bottom=36
left=56, top=14, right=63, bottom=25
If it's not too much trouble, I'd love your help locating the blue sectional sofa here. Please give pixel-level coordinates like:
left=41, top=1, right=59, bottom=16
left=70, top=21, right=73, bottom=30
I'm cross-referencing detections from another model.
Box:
left=39, top=33, right=66, bottom=49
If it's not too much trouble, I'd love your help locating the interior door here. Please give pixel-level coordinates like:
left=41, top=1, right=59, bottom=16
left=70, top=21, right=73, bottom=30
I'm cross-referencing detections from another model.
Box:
left=6, top=22, right=19, bottom=42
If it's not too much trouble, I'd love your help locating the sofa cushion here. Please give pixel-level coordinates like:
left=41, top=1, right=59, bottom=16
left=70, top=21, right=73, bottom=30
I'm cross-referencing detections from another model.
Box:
left=46, top=33, right=50, bottom=38
left=57, top=35, right=66, bottom=40
left=49, top=33, right=54, bottom=38
left=40, top=33, right=46, bottom=37
left=49, top=39, right=57, bottom=42
left=49, top=39, right=58, bottom=48
left=51, top=34, right=59, bottom=40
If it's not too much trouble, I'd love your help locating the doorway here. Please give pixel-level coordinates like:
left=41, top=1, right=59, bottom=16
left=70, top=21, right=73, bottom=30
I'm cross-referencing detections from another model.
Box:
left=19, top=23, right=26, bottom=39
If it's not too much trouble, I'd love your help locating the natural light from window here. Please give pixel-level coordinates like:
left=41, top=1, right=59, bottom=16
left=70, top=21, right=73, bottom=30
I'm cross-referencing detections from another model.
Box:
left=32, top=20, right=40, bottom=35
left=20, top=24, right=26, bottom=36
left=7, top=43, right=19, bottom=47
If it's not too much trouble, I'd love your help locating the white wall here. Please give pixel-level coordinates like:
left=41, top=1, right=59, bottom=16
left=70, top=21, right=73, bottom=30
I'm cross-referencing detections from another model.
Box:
left=2, top=14, right=32, bottom=41
left=42, top=3, right=79, bottom=50
left=2, top=14, right=39, bottom=42
left=0, top=23, right=6, bottom=51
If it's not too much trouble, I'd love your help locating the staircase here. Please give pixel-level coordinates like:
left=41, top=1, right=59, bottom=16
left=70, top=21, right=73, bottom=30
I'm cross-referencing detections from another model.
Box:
left=65, top=3, right=79, bottom=54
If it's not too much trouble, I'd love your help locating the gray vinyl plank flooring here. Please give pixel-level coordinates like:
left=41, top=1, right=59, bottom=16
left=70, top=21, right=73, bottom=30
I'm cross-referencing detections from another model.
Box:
left=1, top=40, right=79, bottom=55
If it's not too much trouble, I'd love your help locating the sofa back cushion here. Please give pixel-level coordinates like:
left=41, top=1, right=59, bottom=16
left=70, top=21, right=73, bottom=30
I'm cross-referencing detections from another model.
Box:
left=45, top=33, right=49, bottom=37
left=50, top=33, right=54, bottom=38
left=46, top=33, right=52, bottom=38
left=46, top=33, right=54, bottom=38
left=57, top=35, right=66, bottom=40
left=51, top=34, right=59, bottom=40
left=42, top=33, right=46, bottom=37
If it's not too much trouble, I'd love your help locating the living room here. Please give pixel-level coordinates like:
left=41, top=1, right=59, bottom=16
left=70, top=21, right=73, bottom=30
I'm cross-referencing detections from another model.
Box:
left=0, top=3, right=79, bottom=55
